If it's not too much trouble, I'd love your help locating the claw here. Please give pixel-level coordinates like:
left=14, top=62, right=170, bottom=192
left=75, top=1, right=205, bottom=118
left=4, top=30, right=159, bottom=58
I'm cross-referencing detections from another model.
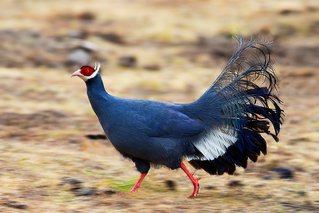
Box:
left=116, top=192, right=126, bottom=195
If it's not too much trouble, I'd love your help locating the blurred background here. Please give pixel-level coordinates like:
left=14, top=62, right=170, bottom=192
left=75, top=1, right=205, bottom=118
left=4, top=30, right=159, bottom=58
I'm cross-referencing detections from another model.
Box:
left=0, top=0, right=318, bottom=212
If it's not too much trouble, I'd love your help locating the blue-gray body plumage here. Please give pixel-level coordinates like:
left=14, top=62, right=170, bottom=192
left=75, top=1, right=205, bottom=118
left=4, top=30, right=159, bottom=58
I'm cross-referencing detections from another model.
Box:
left=83, top=35, right=284, bottom=176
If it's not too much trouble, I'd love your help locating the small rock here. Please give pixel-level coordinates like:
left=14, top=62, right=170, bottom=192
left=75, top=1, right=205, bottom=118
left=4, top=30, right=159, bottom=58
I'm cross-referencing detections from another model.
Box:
left=274, top=24, right=297, bottom=38
left=34, top=57, right=48, bottom=67
left=307, top=6, right=317, bottom=12
left=97, top=57, right=108, bottom=63
left=25, top=31, right=41, bottom=38
left=80, top=41, right=98, bottom=52
left=60, top=177, right=84, bottom=185
left=304, top=200, right=312, bottom=205
left=0, top=29, right=18, bottom=36
left=143, top=64, right=161, bottom=71
left=197, top=35, right=234, bottom=60
left=78, top=12, right=95, bottom=21
left=297, top=191, right=307, bottom=197
left=228, top=180, right=244, bottom=187
left=99, top=33, right=124, bottom=44
left=262, top=175, right=272, bottom=180
left=67, top=49, right=91, bottom=65
left=204, top=185, right=215, bottom=190
left=75, top=187, right=97, bottom=196
left=45, top=110, right=67, bottom=118
left=271, top=167, right=294, bottom=179
left=47, top=62, right=63, bottom=68
left=86, top=134, right=108, bottom=140
left=118, top=55, right=137, bottom=68
left=279, top=9, right=300, bottom=15
left=68, top=30, right=88, bottom=39
left=165, top=180, right=176, bottom=191
left=69, top=140, right=81, bottom=144
left=3, top=201, right=28, bottom=209
left=293, top=166, right=305, bottom=172
left=289, top=117, right=302, bottom=124
left=70, top=185, right=82, bottom=191
left=103, top=190, right=117, bottom=195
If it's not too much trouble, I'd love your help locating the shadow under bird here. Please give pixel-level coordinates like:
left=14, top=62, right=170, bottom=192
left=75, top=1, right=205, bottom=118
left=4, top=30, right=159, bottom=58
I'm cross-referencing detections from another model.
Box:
left=71, top=35, right=284, bottom=198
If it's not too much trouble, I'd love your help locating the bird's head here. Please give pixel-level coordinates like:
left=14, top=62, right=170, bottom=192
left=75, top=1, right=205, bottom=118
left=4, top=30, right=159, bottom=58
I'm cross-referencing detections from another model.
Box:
left=71, top=63, right=100, bottom=82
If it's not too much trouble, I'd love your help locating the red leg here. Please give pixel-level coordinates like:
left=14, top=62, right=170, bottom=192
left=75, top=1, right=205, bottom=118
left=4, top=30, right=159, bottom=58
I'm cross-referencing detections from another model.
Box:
left=130, top=173, right=147, bottom=192
left=117, top=173, right=147, bottom=195
left=181, top=162, right=200, bottom=198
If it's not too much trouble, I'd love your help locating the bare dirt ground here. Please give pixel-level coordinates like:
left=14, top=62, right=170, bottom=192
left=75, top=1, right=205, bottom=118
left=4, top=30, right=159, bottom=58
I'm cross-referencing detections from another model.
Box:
left=0, top=0, right=319, bottom=212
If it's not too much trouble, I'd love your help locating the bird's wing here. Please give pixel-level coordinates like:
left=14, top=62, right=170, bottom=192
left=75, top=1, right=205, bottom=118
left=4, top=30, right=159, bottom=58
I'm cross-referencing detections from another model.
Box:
left=148, top=107, right=204, bottom=138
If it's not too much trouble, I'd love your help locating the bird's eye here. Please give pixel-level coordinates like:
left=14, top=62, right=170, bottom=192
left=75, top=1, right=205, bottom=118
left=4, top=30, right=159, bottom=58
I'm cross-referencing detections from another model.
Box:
left=80, top=66, right=94, bottom=76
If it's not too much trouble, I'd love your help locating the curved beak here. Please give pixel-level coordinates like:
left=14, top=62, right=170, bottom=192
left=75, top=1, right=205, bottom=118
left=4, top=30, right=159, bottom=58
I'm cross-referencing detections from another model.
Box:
left=71, top=69, right=81, bottom=77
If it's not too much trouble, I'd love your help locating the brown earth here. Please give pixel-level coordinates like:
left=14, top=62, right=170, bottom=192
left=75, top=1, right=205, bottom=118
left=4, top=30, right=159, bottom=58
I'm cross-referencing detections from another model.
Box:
left=0, top=0, right=319, bottom=212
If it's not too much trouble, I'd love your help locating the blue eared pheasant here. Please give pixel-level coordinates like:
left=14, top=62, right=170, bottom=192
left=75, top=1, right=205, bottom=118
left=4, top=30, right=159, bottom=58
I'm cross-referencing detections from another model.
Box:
left=72, top=36, right=284, bottom=198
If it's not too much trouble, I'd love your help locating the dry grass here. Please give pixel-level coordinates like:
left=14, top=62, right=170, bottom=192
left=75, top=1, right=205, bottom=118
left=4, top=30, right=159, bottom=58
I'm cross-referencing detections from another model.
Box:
left=0, top=65, right=319, bottom=212
left=1, top=0, right=318, bottom=39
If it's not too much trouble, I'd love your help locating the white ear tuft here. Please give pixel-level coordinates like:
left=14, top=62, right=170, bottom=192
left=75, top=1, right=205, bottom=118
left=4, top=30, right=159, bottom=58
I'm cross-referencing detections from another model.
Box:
left=95, top=63, right=100, bottom=72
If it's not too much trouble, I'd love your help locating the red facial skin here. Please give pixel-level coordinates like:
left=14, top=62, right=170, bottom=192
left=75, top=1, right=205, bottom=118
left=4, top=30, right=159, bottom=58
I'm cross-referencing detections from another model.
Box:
left=80, top=66, right=95, bottom=76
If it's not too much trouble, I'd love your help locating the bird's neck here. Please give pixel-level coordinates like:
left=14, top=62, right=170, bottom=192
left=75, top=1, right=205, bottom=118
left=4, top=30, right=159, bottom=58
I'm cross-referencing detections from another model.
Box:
left=86, top=74, right=113, bottom=114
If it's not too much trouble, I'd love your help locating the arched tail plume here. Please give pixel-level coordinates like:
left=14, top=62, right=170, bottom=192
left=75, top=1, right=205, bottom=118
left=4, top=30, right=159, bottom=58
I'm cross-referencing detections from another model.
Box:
left=186, top=35, right=284, bottom=175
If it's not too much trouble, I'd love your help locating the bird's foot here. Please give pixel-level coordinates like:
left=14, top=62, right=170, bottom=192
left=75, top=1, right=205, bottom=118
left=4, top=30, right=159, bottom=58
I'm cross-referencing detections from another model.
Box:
left=116, top=185, right=141, bottom=195
left=181, top=162, right=201, bottom=198
left=116, top=188, right=140, bottom=195
left=187, top=177, right=200, bottom=198
left=117, top=173, right=147, bottom=195
left=129, top=184, right=142, bottom=192
left=130, top=173, right=147, bottom=192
